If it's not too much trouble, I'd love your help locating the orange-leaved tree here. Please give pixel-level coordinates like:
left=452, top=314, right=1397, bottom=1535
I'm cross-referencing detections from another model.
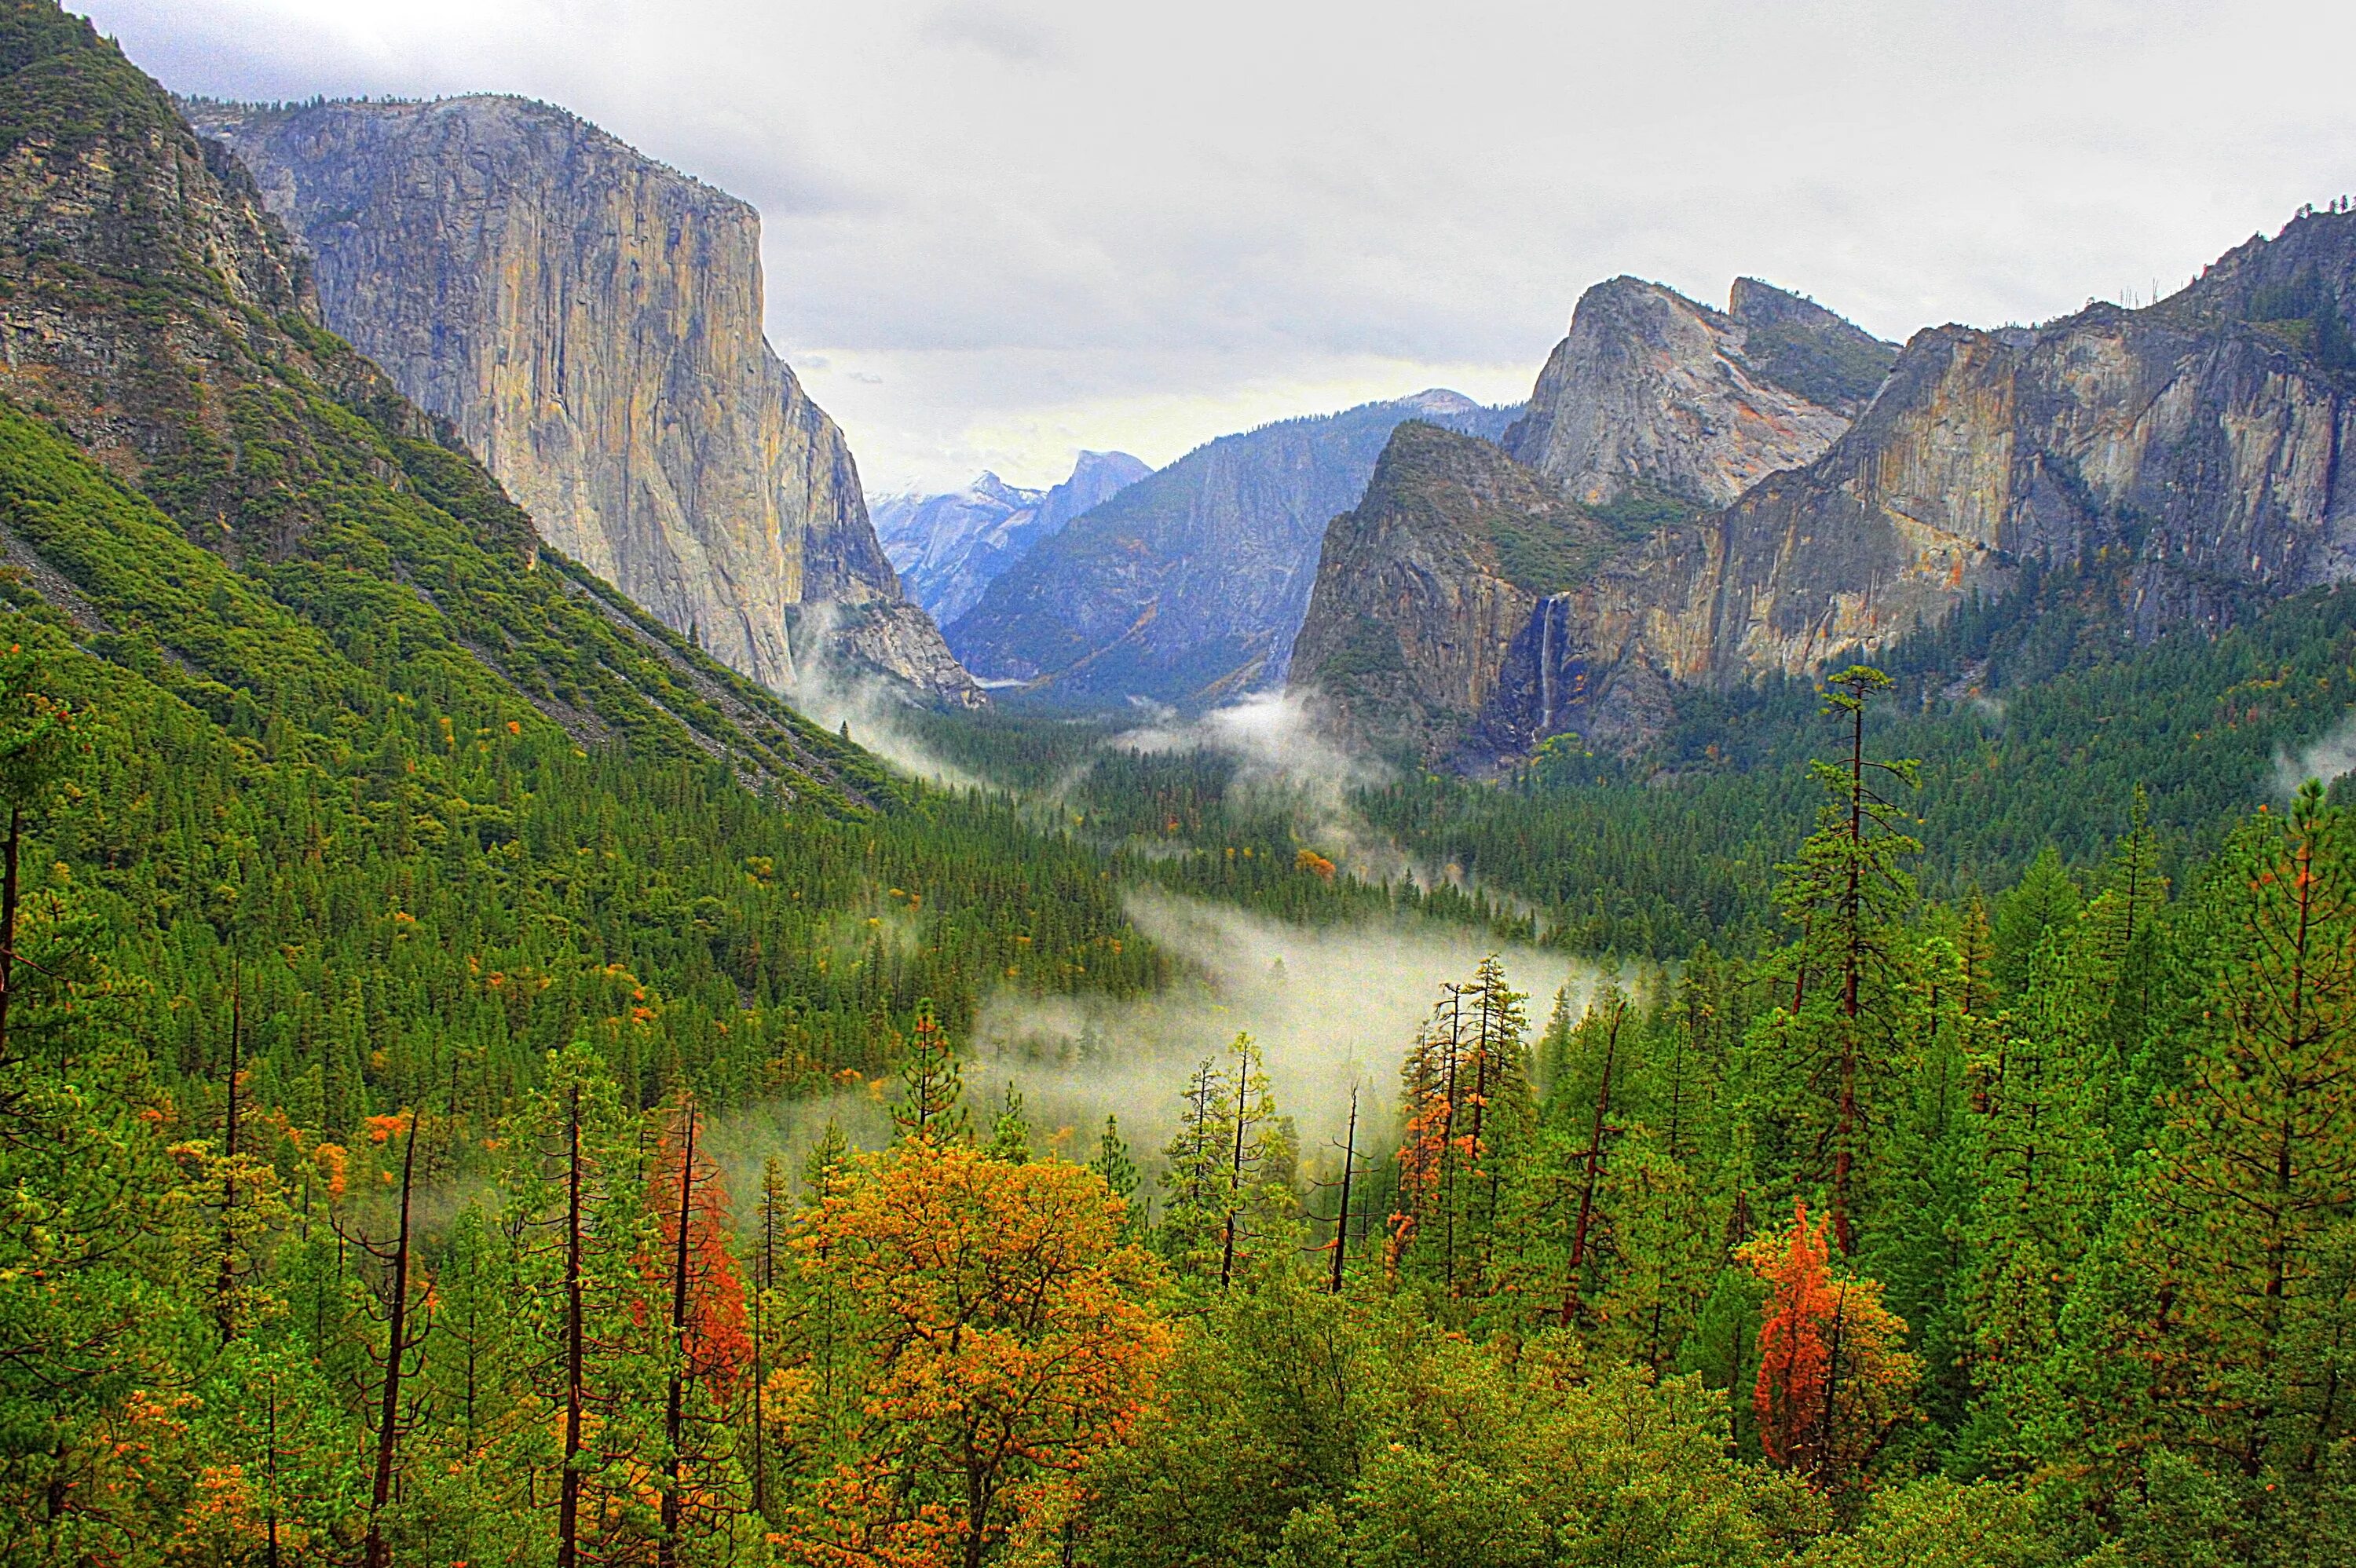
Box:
left=1740, top=1199, right=1920, bottom=1496
left=778, top=1141, right=1169, bottom=1568
left=640, top=1095, right=754, bottom=1565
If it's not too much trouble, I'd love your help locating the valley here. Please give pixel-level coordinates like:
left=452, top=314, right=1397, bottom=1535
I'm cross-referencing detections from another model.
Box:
left=2, top=3, right=2354, bottom=1565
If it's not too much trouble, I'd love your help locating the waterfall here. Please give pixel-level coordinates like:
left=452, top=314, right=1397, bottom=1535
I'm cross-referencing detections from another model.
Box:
left=1537, top=596, right=1558, bottom=737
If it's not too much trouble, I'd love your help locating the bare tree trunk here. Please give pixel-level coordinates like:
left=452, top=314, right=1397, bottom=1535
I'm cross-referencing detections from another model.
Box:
left=1330, top=1088, right=1358, bottom=1295
left=660, top=1101, right=698, bottom=1568
left=216, top=967, right=242, bottom=1343
left=364, top=1113, right=421, bottom=1568
left=0, top=805, right=20, bottom=1066
left=558, top=1085, right=586, bottom=1568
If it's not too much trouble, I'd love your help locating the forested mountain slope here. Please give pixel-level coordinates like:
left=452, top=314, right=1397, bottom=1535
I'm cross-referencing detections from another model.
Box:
left=0, top=1, right=1162, bottom=1097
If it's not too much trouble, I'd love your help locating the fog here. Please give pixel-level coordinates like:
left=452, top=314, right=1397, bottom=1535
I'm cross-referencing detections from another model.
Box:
left=2273, top=716, right=2356, bottom=802
left=962, top=890, right=1608, bottom=1170
left=780, top=601, right=989, bottom=789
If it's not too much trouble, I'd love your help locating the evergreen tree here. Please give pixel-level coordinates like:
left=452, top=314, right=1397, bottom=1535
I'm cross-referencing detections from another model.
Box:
left=1759, top=666, right=1922, bottom=1255
left=892, top=1000, right=968, bottom=1148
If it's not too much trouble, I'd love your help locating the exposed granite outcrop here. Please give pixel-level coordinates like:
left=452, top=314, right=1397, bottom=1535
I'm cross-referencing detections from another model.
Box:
left=948, top=391, right=1519, bottom=707
left=1502, top=276, right=1894, bottom=510
left=1297, top=216, right=2356, bottom=765
left=876, top=450, right=1150, bottom=626
left=1290, top=422, right=1611, bottom=762
left=0, top=5, right=878, bottom=802
left=185, top=94, right=978, bottom=704
left=1509, top=211, right=2356, bottom=753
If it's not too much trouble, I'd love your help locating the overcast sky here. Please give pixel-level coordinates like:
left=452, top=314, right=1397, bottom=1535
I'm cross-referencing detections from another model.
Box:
left=82, top=0, right=2356, bottom=495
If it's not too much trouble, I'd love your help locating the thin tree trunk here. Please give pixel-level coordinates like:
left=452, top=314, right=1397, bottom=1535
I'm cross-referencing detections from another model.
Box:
left=660, top=1101, right=698, bottom=1567
left=558, top=1085, right=586, bottom=1568
left=0, top=805, right=20, bottom=1066
left=1559, top=1001, right=1623, bottom=1327
left=1330, top=1088, right=1358, bottom=1295
left=1220, top=1039, right=1249, bottom=1291
left=364, top=1112, right=421, bottom=1568
left=217, top=967, right=243, bottom=1343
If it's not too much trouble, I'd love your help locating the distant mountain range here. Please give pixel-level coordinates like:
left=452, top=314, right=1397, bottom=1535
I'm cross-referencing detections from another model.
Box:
left=945, top=391, right=1520, bottom=707
left=876, top=451, right=1151, bottom=627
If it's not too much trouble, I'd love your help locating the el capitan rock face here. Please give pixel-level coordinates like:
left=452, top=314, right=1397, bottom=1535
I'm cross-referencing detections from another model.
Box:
left=947, top=391, right=1519, bottom=707
left=185, top=94, right=978, bottom=704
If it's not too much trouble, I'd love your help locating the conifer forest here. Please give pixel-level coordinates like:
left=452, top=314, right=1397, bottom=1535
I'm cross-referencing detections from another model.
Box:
left=2, top=2, right=2355, bottom=1564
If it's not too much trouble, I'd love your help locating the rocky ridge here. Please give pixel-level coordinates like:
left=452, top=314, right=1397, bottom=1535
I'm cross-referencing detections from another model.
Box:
left=1502, top=276, right=1895, bottom=511
left=185, top=94, right=978, bottom=704
left=948, top=390, right=1519, bottom=707
left=1296, top=216, right=2356, bottom=764
left=1290, top=422, right=1620, bottom=762
left=876, top=449, right=1150, bottom=626
left=0, top=7, right=880, bottom=802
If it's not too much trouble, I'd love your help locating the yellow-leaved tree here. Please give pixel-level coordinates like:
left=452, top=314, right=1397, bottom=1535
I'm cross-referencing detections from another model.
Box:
left=777, top=1141, right=1169, bottom=1568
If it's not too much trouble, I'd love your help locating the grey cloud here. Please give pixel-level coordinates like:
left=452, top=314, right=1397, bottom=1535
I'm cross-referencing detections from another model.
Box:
left=83, top=0, right=2356, bottom=492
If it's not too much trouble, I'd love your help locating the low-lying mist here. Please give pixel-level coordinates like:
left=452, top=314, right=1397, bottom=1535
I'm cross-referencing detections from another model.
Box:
left=707, top=894, right=1604, bottom=1206
left=964, top=890, right=1603, bottom=1168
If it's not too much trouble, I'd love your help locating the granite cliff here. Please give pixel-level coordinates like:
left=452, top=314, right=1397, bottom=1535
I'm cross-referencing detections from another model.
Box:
left=185, top=94, right=978, bottom=704
left=1290, top=422, right=1622, bottom=762
left=0, top=5, right=885, bottom=802
left=1298, top=217, right=2356, bottom=763
left=1502, top=276, right=1895, bottom=511
left=876, top=449, right=1150, bottom=627
left=948, top=390, right=1519, bottom=707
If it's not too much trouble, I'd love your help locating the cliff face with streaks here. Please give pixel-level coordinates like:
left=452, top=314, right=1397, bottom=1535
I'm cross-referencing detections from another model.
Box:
left=1501, top=275, right=1894, bottom=511
left=1290, top=422, right=1626, bottom=762
left=186, top=94, right=977, bottom=702
left=1508, top=214, right=2356, bottom=755
left=1297, top=218, right=2356, bottom=763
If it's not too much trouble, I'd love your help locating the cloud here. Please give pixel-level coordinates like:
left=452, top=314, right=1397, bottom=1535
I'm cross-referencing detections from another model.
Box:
left=86, top=0, right=2356, bottom=492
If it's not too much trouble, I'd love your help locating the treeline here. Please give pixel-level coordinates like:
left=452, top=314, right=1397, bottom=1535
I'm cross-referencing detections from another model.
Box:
left=1370, top=579, right=2356, bottom=954
left=9, top=660, right=2351, bottom=1565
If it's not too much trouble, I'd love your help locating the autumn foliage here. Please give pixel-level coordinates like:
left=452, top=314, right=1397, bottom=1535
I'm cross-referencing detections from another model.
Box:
left=778, top=1141, right=1170, bottom=1568
left=1740, top=1200, right=1919, bottom=1492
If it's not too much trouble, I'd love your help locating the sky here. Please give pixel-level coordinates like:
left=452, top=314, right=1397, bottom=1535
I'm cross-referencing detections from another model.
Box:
left=82, top=0, right=2356, bottom=495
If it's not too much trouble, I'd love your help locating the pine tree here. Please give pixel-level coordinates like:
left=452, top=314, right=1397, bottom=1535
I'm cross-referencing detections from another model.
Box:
left=892, top=1000, right=968, bottom=1147
left=1088, top=1115, right=1143, bottom=1243
left=985, top=1080, right=1032, bottom=1162
left=2128, top=783, right=2356, bottom=1503
left=1762, top=666, right=1922, bottom=1255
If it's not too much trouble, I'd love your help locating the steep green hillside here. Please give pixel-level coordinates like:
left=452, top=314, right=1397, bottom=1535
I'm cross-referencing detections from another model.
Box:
left=0, top=2, right=1164, bottom=1118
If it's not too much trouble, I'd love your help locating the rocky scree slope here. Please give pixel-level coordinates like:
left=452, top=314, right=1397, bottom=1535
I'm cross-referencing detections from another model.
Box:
left=0, top=3, right=887, bottom=806
left=946, top=390, right=1518, bottom=707
left=876, top=448, right=1149, bottom=627
left=184, top=93, right=977, bottom=705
